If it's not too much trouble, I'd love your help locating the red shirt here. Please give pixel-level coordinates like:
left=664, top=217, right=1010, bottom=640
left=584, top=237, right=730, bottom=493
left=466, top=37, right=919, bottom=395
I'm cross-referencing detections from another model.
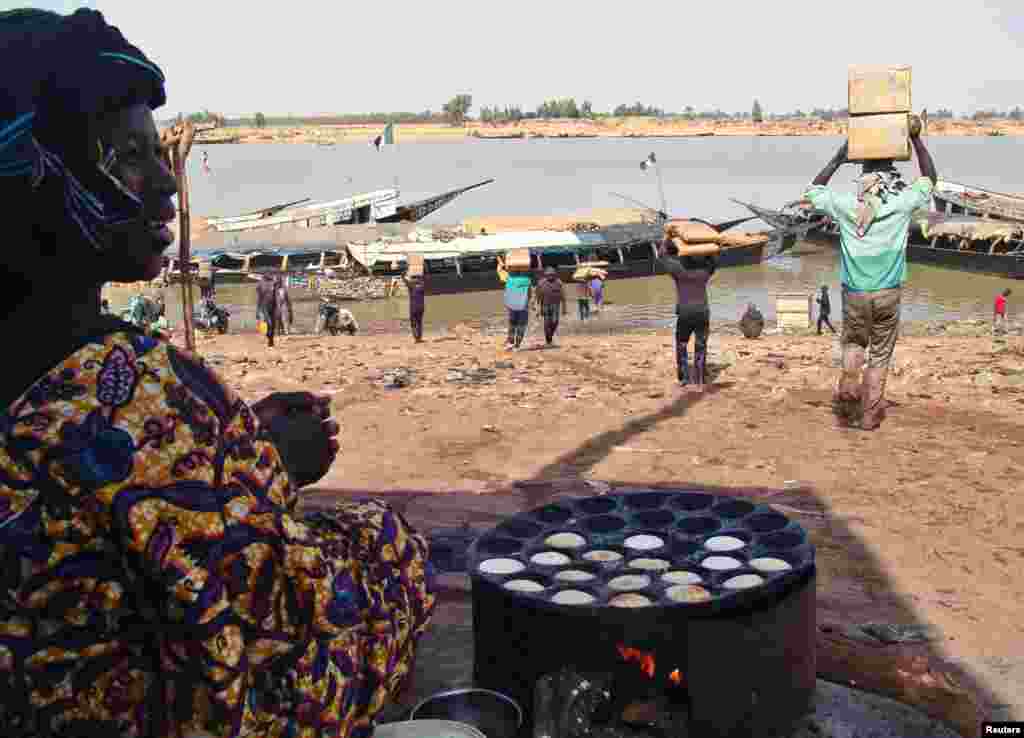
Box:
left=995, top=294, right=1007, bottom=315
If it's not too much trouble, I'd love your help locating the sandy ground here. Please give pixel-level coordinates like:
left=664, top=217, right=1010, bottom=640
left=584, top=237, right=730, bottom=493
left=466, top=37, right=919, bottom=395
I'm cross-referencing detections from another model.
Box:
left=179, top=317, right=1024, bottom=723
left=193, top=118, right=1024, bottom=145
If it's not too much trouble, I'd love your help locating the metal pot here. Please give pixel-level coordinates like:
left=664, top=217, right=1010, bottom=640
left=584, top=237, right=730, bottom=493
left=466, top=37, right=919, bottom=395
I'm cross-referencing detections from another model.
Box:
left=373, top=719, right=486, bottom=738
left=411, top=688, right=523, bottom=738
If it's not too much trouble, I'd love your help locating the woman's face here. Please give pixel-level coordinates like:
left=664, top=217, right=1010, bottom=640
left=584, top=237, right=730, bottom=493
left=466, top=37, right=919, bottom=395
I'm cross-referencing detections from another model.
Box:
left=96, top=104, right=177, bottom=283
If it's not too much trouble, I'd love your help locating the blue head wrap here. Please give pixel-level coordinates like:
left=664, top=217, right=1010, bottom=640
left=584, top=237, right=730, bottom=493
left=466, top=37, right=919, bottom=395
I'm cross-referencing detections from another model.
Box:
left=0, top=8, right=167, bottom=253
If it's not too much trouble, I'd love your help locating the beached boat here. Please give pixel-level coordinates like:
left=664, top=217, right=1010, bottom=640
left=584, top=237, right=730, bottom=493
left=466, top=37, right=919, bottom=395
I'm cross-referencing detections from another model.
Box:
left=931, top=180, right=1024, bottom=223
left=345, top=219, right=773, bottom=295
left=748, top=189, right=1024, bottom=279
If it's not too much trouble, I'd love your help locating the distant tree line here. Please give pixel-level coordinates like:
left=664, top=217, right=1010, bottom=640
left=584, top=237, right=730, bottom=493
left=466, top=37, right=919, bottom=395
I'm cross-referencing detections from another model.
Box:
left=164, top=100, right=1016, bottom=129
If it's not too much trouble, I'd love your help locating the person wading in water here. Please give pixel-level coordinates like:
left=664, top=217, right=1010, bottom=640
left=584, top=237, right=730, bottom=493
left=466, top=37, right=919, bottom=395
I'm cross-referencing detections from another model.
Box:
left=656, top=239, right=717, bottom=392
left=816, top=285, right=837, bottom=335
left=0, top=9, right=432, bottom=738
left=537, top=267, right=567, bottom=346
left=804, top=114, right=936, bottom=430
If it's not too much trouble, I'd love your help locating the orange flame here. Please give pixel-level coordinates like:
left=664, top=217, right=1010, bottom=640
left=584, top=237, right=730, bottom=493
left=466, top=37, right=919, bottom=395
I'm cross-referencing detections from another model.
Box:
left=615, top=644, right=659, bottom=680
left=669, top=669, right=684, bottom=686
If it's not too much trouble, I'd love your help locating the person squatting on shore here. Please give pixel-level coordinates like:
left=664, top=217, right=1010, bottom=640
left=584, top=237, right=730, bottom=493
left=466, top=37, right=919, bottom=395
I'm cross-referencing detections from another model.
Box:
left=817, top=285, right=837, bottom=335
left=537, top=267, right=568, bottom=346
left=656, top=238, right=717, bottom=392
left=0, top=11, right=433, bottom=737
left=739, top=302, right=764, bottom=339
left=498, top=255, right=532, bottom=349
left=404, top=271, right=427, bottom=342
left=576, top=277, right=591, bottom=320
left=804, top=114, right=936, bottom=430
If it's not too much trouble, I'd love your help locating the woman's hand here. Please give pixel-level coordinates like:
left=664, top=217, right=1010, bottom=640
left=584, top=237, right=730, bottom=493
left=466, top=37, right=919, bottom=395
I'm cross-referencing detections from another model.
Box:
left=253, top=392, right=340, bottom=487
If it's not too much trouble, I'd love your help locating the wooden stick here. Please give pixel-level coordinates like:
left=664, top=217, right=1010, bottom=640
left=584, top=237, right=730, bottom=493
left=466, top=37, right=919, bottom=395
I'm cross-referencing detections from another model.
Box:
left=816, top=626, right=986, bottom=738
left=171, top=145, right=196, bottom=352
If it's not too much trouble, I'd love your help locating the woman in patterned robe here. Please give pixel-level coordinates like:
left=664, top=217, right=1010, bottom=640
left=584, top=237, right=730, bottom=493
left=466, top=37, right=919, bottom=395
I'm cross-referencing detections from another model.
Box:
left=0, top=9, right=434, bottom=738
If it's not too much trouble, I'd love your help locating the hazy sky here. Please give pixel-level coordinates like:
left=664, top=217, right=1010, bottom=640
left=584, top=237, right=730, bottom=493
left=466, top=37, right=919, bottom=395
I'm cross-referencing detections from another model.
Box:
left=25, top=0, right=1024, bottom=118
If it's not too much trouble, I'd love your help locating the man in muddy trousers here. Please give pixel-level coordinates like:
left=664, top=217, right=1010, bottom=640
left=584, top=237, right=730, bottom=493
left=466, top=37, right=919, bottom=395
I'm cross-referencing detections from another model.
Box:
left=404, top=273, right=426, bottom=342
left=256, top=273, right=279, bottom=347
left=656, top=240, right=716, bottom=392
left=537, top=267, right=567, bottom=346
left=817, top=285, right=836, bottom=334
left=804, top=114, right=936, bottom=430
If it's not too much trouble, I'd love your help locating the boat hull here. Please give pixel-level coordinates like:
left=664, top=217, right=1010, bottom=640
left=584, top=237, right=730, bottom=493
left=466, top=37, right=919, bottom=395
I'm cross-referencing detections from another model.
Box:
left=377, top=241, right=765, bottom=296
left=808, top=229, right=1024, bottom=279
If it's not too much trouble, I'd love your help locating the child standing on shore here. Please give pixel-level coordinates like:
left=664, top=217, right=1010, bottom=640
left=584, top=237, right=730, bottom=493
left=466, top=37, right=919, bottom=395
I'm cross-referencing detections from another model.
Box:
left=994, top=288, right=1011, bottom=333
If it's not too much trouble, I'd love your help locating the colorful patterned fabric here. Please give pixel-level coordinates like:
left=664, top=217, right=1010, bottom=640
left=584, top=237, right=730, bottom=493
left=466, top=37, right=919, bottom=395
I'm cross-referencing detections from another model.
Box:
left=0, top=330, right=435, bottom=738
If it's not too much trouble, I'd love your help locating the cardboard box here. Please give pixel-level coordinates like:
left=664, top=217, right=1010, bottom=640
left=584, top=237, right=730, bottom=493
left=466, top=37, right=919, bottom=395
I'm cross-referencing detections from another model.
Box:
left=849, top=65, right=912, bottom=115
left=664, top=220, right=722, bottom=244
left=505, top=248, right=532, bottom=272
left=848, top=113, right=911, bottom=162
left=777, top=293, right=812, bottom=330
left=407, top=254, right=424, bottom=276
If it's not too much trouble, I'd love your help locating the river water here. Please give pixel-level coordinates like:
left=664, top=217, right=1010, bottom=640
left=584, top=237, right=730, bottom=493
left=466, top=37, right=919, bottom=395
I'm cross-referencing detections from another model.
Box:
left=162, top=136, right=1023, bottom=330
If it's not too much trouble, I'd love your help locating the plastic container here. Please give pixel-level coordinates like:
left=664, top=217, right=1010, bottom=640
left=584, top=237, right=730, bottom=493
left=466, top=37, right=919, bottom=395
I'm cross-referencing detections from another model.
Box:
left=848, top=113, right=911, bottom=162
left=848, top=64, right=912, bottom=115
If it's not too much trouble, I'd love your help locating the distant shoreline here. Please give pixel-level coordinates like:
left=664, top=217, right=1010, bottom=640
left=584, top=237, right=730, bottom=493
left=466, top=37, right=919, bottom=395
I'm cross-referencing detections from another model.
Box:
left=191, top=118, right=1024, bottom=145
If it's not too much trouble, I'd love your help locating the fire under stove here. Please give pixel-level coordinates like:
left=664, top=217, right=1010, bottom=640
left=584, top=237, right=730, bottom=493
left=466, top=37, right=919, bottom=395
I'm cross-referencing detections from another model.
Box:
left=467, top=489, right=817, bottom=738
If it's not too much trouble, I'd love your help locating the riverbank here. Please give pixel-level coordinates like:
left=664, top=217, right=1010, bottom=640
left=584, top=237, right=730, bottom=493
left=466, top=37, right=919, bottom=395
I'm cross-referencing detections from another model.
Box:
left=191, top=321, right=1023, bottom=724
left=193, top=117, right=1024, bottom=145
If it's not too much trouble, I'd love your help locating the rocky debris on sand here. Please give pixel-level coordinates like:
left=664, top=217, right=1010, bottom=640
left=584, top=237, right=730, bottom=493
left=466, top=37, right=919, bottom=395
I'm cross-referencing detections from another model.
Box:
left=319, top=276, right=404, bottom=301
left=378, top=367, right=415, bottom=388
left=446, top=367, right=498, bottom=385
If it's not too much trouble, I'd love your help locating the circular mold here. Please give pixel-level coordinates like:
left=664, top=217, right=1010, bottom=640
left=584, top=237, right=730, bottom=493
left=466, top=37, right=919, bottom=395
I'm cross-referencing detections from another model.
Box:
left=551, top=589, right=596, bottom=606
left=623, top=492, right=670, bottom=509
left=478, top=558, right=526, bottom=576
left=703, top=535, right=747, bottom=552
left=745, top=512, right=791, bottom=534
left=628, top=558, right=670, bottom=571
left=668, top=492, right=714, bottom=511
left=711, top=499, right=756, bottom=518
left=722, top=574, right=765, bottom=590
left=634, top=509, right=675, bottom=528
left=575, top=497, right=619, bottom=515
left=477, top=537, right=523, bottom=557
left=749, top=557, right=794, bottom=573
left=624, top=534, right=664, bottom=551
left=582, top=549, right=624, bottom=564
left=503, top=578, right=547, bottom=593
left=530, top=551, right=571, bottom=567
left=608, top=574, right=652, bottom=591
left=544, top=532, right=587, bottom=549
left=583, top=515, right=627, bottom=534
left=700, top=555, right=744, bottom=572
left=496, top=519, right=544, bottom=539
left=610, top=593, right=652, bottom=608
left=665, top=584, right=712, bottom=603
left=758, top=531, right=804, bottom=550
left=661, top=570, right=703, bottom=585
left=676, top=516, right=720, bottom=536
left=535, top=505, right=573, bottom=524
left=555, top=568, right=598, bottom=583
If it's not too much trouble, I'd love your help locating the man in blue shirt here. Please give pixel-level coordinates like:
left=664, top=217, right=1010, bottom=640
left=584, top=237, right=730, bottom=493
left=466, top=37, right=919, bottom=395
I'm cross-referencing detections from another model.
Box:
left=803, top=115, right=936, bottom=430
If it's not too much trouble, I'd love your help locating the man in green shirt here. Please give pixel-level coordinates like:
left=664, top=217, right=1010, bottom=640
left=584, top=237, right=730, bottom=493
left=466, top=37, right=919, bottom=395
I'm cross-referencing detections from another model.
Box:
left=803, top=115, right=936, bottom=430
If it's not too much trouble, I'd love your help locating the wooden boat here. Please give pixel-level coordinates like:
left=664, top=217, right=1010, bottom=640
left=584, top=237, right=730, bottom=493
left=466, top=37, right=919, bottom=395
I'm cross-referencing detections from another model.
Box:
left=931, top=180, right=1024, bottom=223
left=346, top=217, right=773, bottom=295
left=755, top=188, right=1024, bottom=279
left=201, top=179, right=494, bottom=236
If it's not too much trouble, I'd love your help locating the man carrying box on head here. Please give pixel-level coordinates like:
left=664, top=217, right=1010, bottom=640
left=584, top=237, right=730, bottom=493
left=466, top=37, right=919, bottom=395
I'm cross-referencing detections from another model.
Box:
left=804, top=113, right=936, bottom=430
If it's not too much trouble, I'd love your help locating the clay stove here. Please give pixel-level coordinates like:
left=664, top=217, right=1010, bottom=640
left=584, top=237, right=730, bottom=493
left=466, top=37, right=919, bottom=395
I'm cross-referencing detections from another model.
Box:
left=467, top=490, right=817, bottom=737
